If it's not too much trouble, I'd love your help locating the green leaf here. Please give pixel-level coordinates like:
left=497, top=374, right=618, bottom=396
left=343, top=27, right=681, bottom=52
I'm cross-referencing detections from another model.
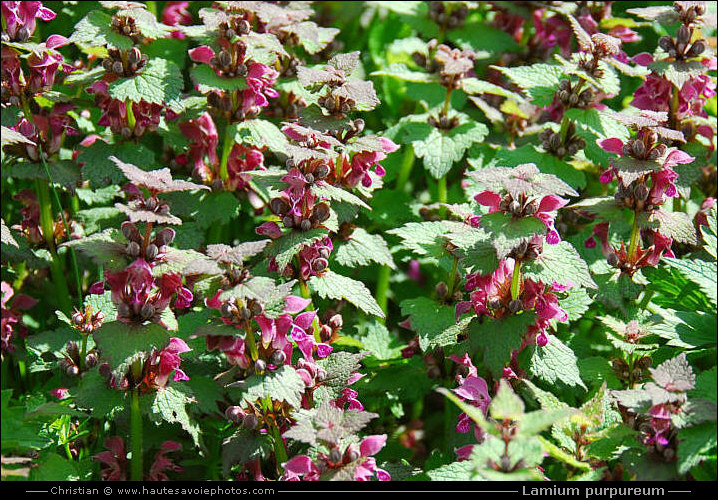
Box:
left=222, top=428, right=270, bottom=475
left=1, top=219, right=18, bottom=248
left=194, top=191, right=242, bottom=229
left=387, top=221, right=452, bottom=260
left=318, top=351, right=366, bottom=400
left=491, top=146, right=586, bottom=191
left=664, top=258, right=717, bottom=307
left=701, top=206, right=717, bottom=259
left=78, top=140, right=156, bottom=188
left=411, top=120, right=488, bottom=178
left=334, top=228, right=394, bottom=269
left=479, top=212, right=547, bottom=260
left=94, top=321, right=170, bottom=374
left=371, top=63, right=439, bottom=83
left=73, top=369, right=125, bottom=418
left=1, top=391, right=52, bottom=452
left=639, top=209, right=699, bottom=246
left=108, top=58, right=183, bottom=109
left=268, top=228, right=328, bottom=270
left=71, top=10, right=133, bottom=50
left=400, top=297, right=456, bottom=351
left=538, top=436, right=591, bottom=471
left=234, top=119, right=288, bottom=152
left=148, top=386, right=200, bottom=446
left=191, top=64, right=248, bottom=91
left=61, top=228, right=126, bottom=268
left=461, top=77, right=525, bottom=101
left=522, top=241, right=596, bottom=289
left=527, top=336, right=587, bottom=389
left=471, top=313, right=537, bottom=378
left=358, top=321, right=404, bottom=360
left=311, top=182, right=371, bottom=210
left=310, top=270, right=384, bottom=318
left=492, top=64, right=564, bottom=107
left=234, top=365, right=305, bottom=409
left=677, top=422, right=717, bottom=475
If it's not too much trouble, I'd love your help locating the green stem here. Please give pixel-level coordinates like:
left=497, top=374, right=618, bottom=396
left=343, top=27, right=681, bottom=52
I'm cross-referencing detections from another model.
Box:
left=269, top=417, right=288, bottom=474
left=447, top=256, right=459, bottom=297
left=298, top=279, right=321, bottom=342
left=437, top=176, right=448, bottom=219
left=130, top=389, right=143, bottom=481
left=78, top=334, right=88, bottom=372
left=36, top=180, right=72, bottom=314
left=219, top=125, right=234, bottom=182
left=126, top=98, right=136, bottom=131
left=628, top=212, right=641, bottom=261
left=39, top=148, right=82, bottom=308
left=375, top=265, right=391, bottom=321
left=244, top=320, right=259, bottom=362
left=510, top=260, right=522, bottom=300
left=395, top=145, right=415, bottom=193
left=64, top=442, right=73, bottom=461
left=441, top=81, right=453, bottom=118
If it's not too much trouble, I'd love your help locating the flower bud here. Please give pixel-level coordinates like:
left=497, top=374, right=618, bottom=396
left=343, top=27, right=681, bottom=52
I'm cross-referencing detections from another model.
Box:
left=126, top=241, right=141, bottom=258
left=313, top=258, right=328, bottom=273
left=677, top=25, right=691, bottom=45
left=128, top=47, right=141, bottom=65
left=658, top=36, right=674, bottom=53
left=155, top=228, right=176, bottom=247
left=144, top=197, right=158, bottom=211
left=435, top=281, right=449, bottom=298
left=282, top=215, right=294, bottom=229
left=17, top=26, right=30, bottom=42
left=607, top=252, right=619, bottom=267
left=324, top=96, right=336, bottom=111
left=304, top=173, right=315, bottom=184
left=508, top=299, right=523, bottom=313
left=300, top=219, right=312, bottom=232
left=319, top=324, right=333, bottom=342
left=559, top=79, right=570, bottom=91
left=145, top=243, right=159, bottom=260
left=632, top=140, right=646, bottom=158
left=315, top=367, right=327, bottom=382
left=622, top=142, right=634, bottom=157
left=225, top=406, right=244, bottom=423
left=270, top=197, right=289, bottom=215
left=72, top=311, right=84, bottom=326
left=112, top=61, right=125, bottom=75
left=236, top=63, right=248, bottom=78
left=218, top=51, right=232, bottom=68
left=242, top=413, right=259, bottom=430
left=353, top=118, right=365, bottom=133
left=548, top=133, right=561, bottom=150
left=488, top=297, right=502, bottom=310
left=568, top=93, right=579, bottom=106
left=254, top=359, right=267, bottom=374
left=66, top=363, right=80, bottom=377
left=237, top=19, right=251, bottom=35
left=139, top=302, right=155, bottom=320
left=687, top=39, right=706, bottom=57
left=314, top=164, right=330, bottom=179
left=249, top=300, right=263, bottom=317
left=121, top=126, right=132, bottom=139
left=523, top=201, right=538, bottom=216
left=240, top=306, right=252, bottom=320
left=634, top=183, right=649, bottom=202
left=102, top=58, right=114, bottom=71
left=509, top=200, right=522, bottom=215
left=329, top=447, right=343, bottom=464
left=117, top=303, right=131, bottom=318
left=312, top=203, right=330, bottom=223
left=269, top=350, right=286, bottom=366
left=220, top=302, right=235, bottom=318
left=85, top=352, right=99, bottom=369
left=344, top=445, right=360, bottom=463
left=328, top=314, right=343, bottom=330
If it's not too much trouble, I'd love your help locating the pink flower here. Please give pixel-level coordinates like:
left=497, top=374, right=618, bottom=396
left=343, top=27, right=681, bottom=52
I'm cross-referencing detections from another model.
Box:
left=474, top=191, right=567, bottom=244
left=93, top=437, right=127, bottom=481
left=161, top=1, right=192, bottom=39
left=343, top=137, right=398, bottom=188
left=226, top=144, right=265, bottom=192
left=632, top=74, right=672, bottom=112
left=647, top=404, right=672, bottom=446
left=282, top=455, right=321, bottom=481
left=178, top=112, right=218, bottom=181
left=51, top=387, right=70, bottom=400
left=1, top=281, right=36, bottom=353
left=522, top=281, right=568, bottom=323
left=148, top=441, right=184, bottom=481
left=154, top=338, right=191, bottom=388
left=26, top=35, right=73, bottom=94
left=1, top=1, right=56, bottom=41
left=695, top=197, right=716, bottom=227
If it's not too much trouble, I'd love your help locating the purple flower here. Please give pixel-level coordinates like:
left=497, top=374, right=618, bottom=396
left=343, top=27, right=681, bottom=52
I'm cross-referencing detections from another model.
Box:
left=93, top=437, right=127, bottom=481
left=154, top=338, right=191, bottom=388
left=161, top=1, right=192, bottom=39
left=148, top=441, right=184, bottom=481
left=449, top=355, right=491, bottom=442
left=1, top=1, right=56, bottom=42
left=178, top=112, right=218, bottom=181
